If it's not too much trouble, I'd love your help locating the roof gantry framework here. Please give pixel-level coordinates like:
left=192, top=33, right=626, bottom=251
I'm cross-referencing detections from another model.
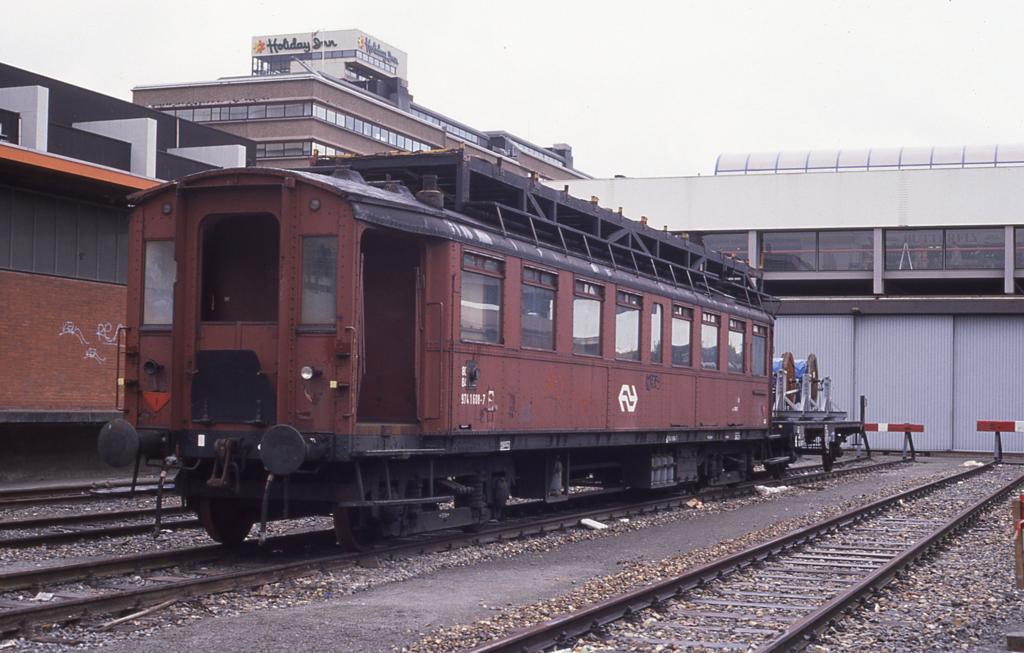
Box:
left=715, top=144, right=1024, bottom=175
left=306, top=150, right=772, bottom=312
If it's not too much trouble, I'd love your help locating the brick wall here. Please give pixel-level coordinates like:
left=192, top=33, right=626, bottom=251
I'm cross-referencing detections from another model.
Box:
left=0, top=270, right=126, bottom=410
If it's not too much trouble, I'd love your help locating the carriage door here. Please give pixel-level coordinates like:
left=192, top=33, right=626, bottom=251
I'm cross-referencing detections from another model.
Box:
left=192, top=213, right=280, bottom=425
left=356, top=231, right=419, bottom=424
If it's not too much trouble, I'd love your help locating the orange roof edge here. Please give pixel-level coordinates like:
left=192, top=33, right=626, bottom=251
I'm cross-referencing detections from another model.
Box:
left=0, top=142, right=159, bottom=191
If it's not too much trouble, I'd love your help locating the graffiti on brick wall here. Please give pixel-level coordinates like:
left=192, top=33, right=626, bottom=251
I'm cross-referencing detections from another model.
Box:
left=58, top=320, right=124, bottom=365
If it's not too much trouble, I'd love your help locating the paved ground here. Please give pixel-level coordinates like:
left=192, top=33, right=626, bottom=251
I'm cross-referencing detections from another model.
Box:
left=102, top=456, right=969, bottom=653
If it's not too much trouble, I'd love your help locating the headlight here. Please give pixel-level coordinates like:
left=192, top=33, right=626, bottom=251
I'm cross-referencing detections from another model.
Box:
left=300, top=365, right=315, bottom=381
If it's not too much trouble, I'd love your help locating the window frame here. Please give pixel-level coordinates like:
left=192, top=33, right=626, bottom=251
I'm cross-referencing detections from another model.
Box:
left=614, top=290, right=642, bottom=362
left=572, top=278, right=604, bottom=357
left=700, top=311, right=721, bottom=371
left=670, top=305, right=693, bottom=367
left=299, top=235, right=338, bottom=326
left=751, top=323, right=769, bottom=377
left=520, top=266, right=558, bottom=351
left=459, top=251, right=505, bottom=345
left=727, top=318, right=746, bottom=374
left=142, top=240, right=175, bottom=327
left=650, top=302, right=664, bottom=364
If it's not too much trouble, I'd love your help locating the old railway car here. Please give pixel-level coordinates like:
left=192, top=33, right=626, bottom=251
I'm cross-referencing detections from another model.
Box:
left=97, top=150, right=784, bottom=547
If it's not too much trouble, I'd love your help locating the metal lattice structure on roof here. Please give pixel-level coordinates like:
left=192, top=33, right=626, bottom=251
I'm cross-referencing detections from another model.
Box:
left=714, top=144, right=1024, bottom=175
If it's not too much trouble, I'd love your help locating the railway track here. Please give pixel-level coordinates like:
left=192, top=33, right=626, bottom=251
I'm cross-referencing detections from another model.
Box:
left=0, top=480, right=164, bottom=510
left=465, top=462, right=1024, bottom=653
left=0, top=507, right=197, bottom=548
left=0, top=457, right=901, bottom=635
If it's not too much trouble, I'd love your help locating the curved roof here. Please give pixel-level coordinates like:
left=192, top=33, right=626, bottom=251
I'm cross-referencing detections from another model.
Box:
left=715, top=144, right=1024, bottom=175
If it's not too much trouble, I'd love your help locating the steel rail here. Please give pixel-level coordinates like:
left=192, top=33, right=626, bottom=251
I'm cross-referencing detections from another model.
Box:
left=464, top=462, right=1001, bottom=653
left=0, top=478, right=161, bottom=500
left=0, top=507, right=186, bottom=531
left=0, top=458, right=900, bottom=634
left=0, top=518, right=199, bottom=549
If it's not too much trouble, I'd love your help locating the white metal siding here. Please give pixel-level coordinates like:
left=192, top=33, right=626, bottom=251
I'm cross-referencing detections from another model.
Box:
left=853, top=316, right=954, bottom=450
left=952, top=316, right=1024, bottom=453
left=774, top=316, right=857, bottom=418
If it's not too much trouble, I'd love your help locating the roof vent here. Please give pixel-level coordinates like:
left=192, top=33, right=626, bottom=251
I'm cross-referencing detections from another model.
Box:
left=415, top=174, right=445, bottom=209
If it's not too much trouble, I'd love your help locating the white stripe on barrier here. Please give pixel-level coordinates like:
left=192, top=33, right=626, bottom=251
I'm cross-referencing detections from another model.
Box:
left=877, top=422, right=888, bottom=433
left=1016, top=420, right=1024, bottom=433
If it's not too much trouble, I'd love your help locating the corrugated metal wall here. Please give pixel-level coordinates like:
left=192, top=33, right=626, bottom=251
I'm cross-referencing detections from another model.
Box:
left=774, top=316, right=856, bottom=417
left=853, top=316, right=954, bottom=450
left=776, top=314, right=1024, bottom=453
left=952, top=316, right=1024, bottom=453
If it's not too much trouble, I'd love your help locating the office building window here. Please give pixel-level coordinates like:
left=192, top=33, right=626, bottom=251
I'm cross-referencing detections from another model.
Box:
left=885, top=229, right=944, bottom=270
left=818, top=230, right=873, bottom=271
left=1017, top=228, right=1024, bottom=269
left=944, top=228, right=1004, bottom=270
left=762, top=231, right=817, bottom=271
left=698, top=232, right=748, bottom=263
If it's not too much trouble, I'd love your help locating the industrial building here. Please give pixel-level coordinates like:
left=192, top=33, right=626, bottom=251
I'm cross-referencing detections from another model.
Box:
left=131, top=29, right=586, bottom=181
left=555, top=146, right=1024, bottom=453
left=0, top=63, right=254, bottom=478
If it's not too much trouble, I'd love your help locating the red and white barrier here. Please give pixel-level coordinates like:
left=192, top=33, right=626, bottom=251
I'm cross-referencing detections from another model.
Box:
left=864, top=423, right=924, bottom=460
left=977, top=420, right=1024, bottom=462
left=864, top=423, right=924, bottom=433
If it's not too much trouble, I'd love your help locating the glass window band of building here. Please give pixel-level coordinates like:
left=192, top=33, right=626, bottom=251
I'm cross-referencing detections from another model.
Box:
left=884, top=227, right=1005, bottom=271
left=758, top=230, right=874, bottom=272
left=509, top=139, right=564, bottom=167
left=697, top=232, right=749, bottom=264
left=166, top=101, right=436, bottom=154
left=409, top=107, right=482, bottom=145
left=1016, top=227, right=1024, bottom=269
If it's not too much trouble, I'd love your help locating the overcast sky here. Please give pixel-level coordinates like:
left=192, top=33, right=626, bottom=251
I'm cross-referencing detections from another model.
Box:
left=5, top=1, right=1022, bottom=178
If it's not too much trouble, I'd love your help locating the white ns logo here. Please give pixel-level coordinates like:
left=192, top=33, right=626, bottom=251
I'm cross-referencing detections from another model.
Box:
left=618, top=384, right=638, bottom=413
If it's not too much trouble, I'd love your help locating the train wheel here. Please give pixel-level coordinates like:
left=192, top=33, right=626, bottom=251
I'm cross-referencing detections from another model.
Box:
left=333, top=507, right=377, bottom=551
left=198, top=496, right=255, bottom=545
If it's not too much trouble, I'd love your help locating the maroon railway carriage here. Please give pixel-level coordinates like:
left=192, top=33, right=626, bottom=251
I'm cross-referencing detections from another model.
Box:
left=98, top=150, right=784, bottom=547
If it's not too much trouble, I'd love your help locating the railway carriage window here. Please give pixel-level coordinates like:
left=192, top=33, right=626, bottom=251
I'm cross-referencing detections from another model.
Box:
left=143, top=241, right=175, bottom=326
left=301, top=237, right=337, bottom=325
left=572, top=280, right=603, bottom=356
left=460, top=253, right=503, bottom=344
left=701, top=312, right=720, bottom=370
left=752, top=324, right=769, bottom=376
left=728, top=319, right=746, bottom=373
left=650, top=303, right=663, bottom=363
left=615, top=291, right=641, bottom=361
left=521, top=267, right=556, bottom=350
left=671, top=306, right=692, bottom=366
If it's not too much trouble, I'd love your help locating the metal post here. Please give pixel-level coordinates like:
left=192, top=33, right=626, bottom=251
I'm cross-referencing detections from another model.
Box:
left=996, top=431, right=1004, bottom=463
left=904, top=430, right=916, bottom=462
left=901, top=432, right=908, bottom=461
left=859, top=395, right=871, bottom=459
